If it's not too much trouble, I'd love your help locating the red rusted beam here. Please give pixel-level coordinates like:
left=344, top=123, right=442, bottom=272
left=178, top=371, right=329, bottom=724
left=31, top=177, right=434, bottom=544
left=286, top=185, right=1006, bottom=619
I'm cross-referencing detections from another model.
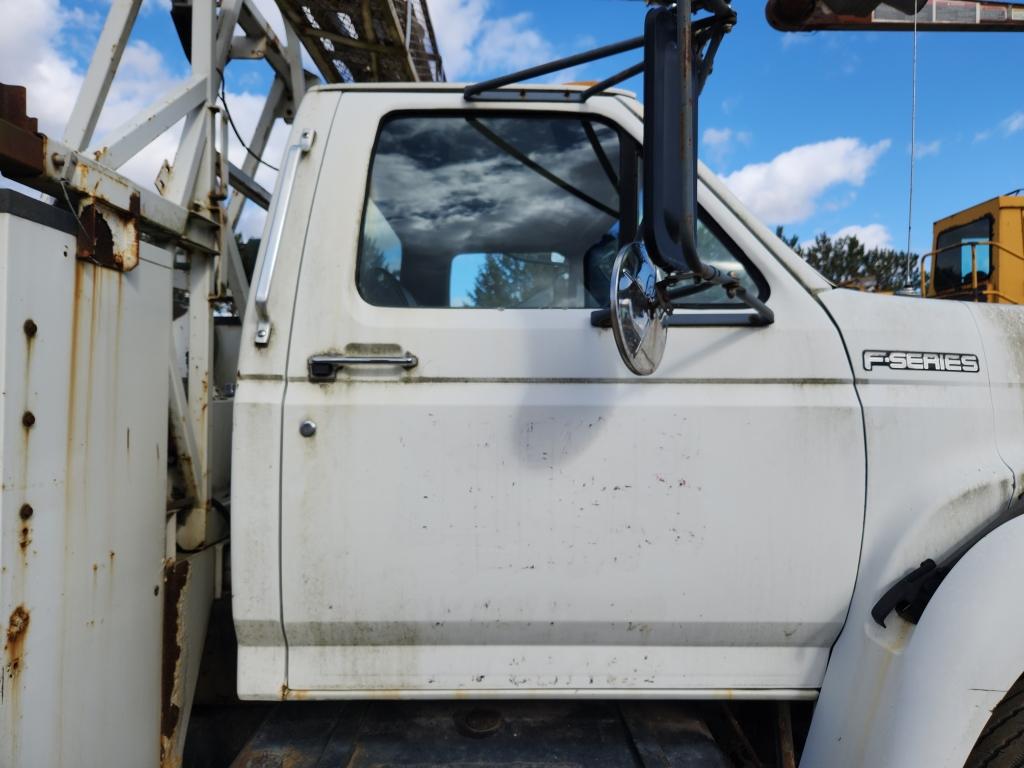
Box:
left=0, top=84, right=44, bottom=178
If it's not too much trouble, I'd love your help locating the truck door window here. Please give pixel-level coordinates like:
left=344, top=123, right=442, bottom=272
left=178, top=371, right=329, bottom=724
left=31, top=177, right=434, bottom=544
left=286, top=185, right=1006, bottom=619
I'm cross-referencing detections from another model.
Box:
left=669, top=215, right=769, bottom=308
left=450, top=251, right=577, bottom=308
left=357, top=113, right=633, bottom=309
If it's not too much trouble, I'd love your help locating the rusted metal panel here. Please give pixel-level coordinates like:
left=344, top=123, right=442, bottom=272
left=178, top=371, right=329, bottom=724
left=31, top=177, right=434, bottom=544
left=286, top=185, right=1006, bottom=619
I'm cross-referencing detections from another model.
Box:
left=43, top=144, right=220, bottom=255
left=0, top=129, right=144, bottom=269
left=3, top=605, right=30, bottom=691
left=0, top=84, right=37, bottom=133
left=75, top=195, right=141, bottom=271
left=0, top=203, right=173, bottom=766
left=767, top=0, right=1024, bottom=32
left=159, top=548, right=217, bottom=768
left=0, top=89, right=220, bottom=256
left=161, top=559, right=190, bottom=767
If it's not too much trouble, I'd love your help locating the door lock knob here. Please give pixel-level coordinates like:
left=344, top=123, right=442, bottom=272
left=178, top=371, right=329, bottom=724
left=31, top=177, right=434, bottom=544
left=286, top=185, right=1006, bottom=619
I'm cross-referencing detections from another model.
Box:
left=299, top=420, right=317, bottom=438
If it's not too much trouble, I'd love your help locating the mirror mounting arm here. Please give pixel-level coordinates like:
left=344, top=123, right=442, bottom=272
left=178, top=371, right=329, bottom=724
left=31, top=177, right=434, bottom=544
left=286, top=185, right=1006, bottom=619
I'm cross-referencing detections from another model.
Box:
left=643, top=1, right=735, bottom=277
left=676, top=0, right=737, bottom=281
left=661, top=270, right=775, bottom=326
left=677, top=0, right=701, bottom=278
left=730, top=282, right=775, bottom=325
left=462, top=35, right=644, bottom=101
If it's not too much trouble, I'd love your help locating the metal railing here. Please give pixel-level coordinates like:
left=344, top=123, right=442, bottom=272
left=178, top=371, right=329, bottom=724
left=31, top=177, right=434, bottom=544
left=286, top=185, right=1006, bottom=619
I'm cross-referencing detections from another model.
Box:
left=920, top=239, right=1024, bottom=304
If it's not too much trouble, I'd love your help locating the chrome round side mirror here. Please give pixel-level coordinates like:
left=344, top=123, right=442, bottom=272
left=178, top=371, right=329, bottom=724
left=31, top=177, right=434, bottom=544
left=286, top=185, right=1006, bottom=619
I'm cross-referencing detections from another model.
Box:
left=610, top=241, right=668, bottom=376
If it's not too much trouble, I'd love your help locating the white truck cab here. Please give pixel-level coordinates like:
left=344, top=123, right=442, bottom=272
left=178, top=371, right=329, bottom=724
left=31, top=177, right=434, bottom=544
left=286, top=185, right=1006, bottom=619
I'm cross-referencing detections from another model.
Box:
left=234, top=83, right=866, bottom=698
left=232, top=84, right=1024, bottom=766
left=7, top=0, right=1024, bottom=764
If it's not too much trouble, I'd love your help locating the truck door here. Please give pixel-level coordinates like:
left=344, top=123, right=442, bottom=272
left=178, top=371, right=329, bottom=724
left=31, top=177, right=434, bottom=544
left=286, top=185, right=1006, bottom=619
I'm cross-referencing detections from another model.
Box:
left=272, top=90, right=865, bottom=698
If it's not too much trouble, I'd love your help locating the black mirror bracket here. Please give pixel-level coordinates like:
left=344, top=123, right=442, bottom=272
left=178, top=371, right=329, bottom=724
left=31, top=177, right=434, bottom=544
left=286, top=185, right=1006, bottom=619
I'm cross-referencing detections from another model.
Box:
left=643, top=1, right=736, bottom=276
left=659, top=268, right=775, bottom=326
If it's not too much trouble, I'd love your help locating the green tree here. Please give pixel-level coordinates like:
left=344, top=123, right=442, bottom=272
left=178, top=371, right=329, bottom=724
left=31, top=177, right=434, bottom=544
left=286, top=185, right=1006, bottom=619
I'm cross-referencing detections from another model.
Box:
left=782, top=229, right=919, bottom=293
left=858, top=246, right=920, bottom=292
left=469, top=254, right=560, bottom=308
left=801, top=232, right=867, bottom=286
left=774, top=225, right=800, bottom=251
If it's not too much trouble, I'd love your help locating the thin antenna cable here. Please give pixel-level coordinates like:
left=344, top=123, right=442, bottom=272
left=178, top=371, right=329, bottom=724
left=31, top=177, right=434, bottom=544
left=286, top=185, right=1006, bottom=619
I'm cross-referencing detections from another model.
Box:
left=906, top=5, right=919, bottom=289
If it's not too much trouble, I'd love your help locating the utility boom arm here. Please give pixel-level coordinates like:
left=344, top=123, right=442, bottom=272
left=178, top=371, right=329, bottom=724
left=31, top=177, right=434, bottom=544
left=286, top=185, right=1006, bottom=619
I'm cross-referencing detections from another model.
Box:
left=767, top=0, right=1024, bottom=30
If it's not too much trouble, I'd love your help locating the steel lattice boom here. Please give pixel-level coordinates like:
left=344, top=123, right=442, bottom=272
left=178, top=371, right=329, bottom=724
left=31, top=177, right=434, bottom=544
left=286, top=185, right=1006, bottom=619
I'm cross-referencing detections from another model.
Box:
left=277, top=0, right=446, bottom=83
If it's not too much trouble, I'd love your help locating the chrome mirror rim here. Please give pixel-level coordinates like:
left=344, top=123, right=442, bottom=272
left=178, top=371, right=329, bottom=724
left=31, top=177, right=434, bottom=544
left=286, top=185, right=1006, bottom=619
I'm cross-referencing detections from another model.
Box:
left=610, top=241, right=669, bottom=377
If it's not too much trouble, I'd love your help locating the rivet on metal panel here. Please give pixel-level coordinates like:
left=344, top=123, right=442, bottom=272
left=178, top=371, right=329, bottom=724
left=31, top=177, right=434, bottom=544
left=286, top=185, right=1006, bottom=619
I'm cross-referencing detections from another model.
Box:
left=21, top=412, right=35, bottom=429
left=18, top=504, right=32, bottom=521
left=22, top=319, right=36, bottom=337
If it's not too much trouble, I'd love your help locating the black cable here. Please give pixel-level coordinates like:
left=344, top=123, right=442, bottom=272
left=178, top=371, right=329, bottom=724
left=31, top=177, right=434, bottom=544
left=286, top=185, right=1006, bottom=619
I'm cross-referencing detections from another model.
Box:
left=218, top=75, right=280, bottom=173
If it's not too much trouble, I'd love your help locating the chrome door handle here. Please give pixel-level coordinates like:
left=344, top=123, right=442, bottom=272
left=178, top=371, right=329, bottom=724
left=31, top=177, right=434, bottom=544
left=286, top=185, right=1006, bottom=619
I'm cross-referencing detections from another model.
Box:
left=253, top=128, right=315, bottom=346
left=308, top=352, right=419, bottom=382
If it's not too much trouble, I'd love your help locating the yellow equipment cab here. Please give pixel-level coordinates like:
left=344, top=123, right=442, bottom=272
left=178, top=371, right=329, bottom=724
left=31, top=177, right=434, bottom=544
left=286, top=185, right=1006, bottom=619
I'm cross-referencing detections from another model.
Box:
left=924, top=194, right=1024, bottom=303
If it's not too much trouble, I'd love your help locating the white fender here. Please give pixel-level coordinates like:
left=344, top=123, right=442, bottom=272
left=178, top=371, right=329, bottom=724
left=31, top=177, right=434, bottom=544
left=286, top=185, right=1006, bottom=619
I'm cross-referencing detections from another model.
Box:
left=801, top=514, right=1024, bottom=767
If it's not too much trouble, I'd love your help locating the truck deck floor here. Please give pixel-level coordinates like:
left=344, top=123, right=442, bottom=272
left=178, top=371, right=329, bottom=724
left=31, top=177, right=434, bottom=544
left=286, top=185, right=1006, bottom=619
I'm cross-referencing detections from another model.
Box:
left=224, top=700, right=731, bottom=767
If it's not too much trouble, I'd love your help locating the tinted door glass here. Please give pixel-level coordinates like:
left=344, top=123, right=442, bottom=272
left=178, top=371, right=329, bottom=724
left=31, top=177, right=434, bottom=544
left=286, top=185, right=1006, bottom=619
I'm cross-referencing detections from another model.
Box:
left=358, top=114, right=626, bottom=308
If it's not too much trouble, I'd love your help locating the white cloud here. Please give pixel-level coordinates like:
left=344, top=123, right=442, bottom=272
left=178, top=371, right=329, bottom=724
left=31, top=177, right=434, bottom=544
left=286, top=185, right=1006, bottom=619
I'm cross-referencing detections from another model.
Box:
left=473, top=13, right=551, bottom=74
left=1005, top=113, right=1024, bottom=135
left=426, top=0, right=488, bottom=79
left=429, top=0, right=554, bottom=80
left=781, top=33, right=814, bottom=49
left=223, top=97, right=289, bottom=239
left=833, top=223, right=893, bottom=250
left=722, top=137, right=891, bottom=224
left=702, top=127, right=751, bottom=167
left=975, top=111, right=1024, bottom=142
left=0, top=0, right=287, bottom=237
left=0, top=0, right=190, bottom=190
left=0, top=0, right=84, bottom=134
left=913, top=139, right=941, bottom=159
left=822, top=190, right=857, bottom=213
left=141, top=0, right=171, bottom=13
left=703, top=127, right=733, bottom=148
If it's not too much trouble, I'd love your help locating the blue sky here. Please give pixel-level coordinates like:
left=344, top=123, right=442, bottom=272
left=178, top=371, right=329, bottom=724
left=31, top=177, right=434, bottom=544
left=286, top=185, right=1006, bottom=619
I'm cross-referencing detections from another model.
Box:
left=5, top=0, right=1024, bottom=253
left=451, top=1, right=1024, bottom=254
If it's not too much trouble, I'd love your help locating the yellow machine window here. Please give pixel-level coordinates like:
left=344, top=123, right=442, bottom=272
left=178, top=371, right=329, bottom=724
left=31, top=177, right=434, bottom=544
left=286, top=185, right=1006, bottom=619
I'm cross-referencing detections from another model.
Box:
left=934, top=217, right=992, bottom=294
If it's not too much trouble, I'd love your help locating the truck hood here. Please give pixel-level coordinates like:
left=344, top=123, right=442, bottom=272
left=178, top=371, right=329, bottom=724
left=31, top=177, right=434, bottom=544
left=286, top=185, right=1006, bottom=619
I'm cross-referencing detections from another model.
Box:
left=819, top=287, right=1021, bottom=636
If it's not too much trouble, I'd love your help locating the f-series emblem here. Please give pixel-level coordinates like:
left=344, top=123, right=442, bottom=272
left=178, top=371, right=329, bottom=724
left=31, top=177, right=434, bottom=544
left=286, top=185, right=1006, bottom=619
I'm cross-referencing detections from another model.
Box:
left=862, top=350, right=980, bottom=373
